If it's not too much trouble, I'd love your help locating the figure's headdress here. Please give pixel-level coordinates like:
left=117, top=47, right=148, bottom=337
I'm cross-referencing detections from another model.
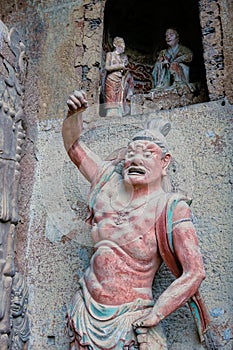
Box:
left=131, top=118, right=171, bottom=156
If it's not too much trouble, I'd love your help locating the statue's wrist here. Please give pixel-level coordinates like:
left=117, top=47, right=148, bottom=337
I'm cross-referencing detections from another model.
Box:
left=153, top=310, right=165, bottom=323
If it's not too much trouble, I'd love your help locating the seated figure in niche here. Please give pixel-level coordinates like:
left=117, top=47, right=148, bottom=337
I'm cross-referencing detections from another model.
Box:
left=152, top=28, right=193, bottom=90
left=104, top=36, right=134, bottom=117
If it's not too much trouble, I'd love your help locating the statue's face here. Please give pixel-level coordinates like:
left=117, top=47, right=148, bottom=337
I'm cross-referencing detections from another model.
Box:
left=114, top=39, right=125, bottom=53
left=123, top=140, right=165, bottom=187
left=11, top=289, right=25, bottom=317
left=165, top=29, right=179, bottom=47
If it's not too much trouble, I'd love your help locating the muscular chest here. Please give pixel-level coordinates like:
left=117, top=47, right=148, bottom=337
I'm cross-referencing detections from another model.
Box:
left=91, top=177, right=167, bottom=259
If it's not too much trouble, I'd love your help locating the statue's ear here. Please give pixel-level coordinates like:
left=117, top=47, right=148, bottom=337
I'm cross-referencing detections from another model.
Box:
left=162, top=153, right=171, bottom=175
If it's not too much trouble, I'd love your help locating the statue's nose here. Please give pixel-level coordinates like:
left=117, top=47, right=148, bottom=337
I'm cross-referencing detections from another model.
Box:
left=13, top=296, right=21, bottom=305
left=131, top=154, right=143, bottom=165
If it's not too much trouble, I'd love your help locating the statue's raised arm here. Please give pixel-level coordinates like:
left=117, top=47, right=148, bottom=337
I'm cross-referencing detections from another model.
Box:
left=62, top=90, right=103, bottom=183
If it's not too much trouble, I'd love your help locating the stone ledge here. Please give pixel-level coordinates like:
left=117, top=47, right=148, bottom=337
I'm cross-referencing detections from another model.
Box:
left=130, top=82, right=208, bottom=115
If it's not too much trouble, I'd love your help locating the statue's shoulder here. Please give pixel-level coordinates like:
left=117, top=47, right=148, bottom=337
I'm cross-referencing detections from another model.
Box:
left=106, top=50, right=112, bottom=57
left=159, top=48, right=167, bottom=56
left=88, top=161, right=116, bottom=212
left=96, top=161, right=116, bottom=184
left=165, top=191, right=192, bottom=208
left=178, top=44, right=193, bottom=55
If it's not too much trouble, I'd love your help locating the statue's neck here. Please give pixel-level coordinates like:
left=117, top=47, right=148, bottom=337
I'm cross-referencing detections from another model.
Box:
left=123, top=181, right=164, bottom=201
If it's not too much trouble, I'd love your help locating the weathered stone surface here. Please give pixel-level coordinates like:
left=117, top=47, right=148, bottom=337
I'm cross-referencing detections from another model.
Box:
left=199, top=0, right=225, bottom=101
left=130, top=83, right=208, bottom=115
left=9, top=100, right=231, bottom=349
left=220, top=0, right=233, bottom=104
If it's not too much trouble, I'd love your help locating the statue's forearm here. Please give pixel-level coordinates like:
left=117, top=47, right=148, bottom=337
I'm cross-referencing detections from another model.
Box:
left=133, top=223, right=205, bottom=330
left=151, top=269, right=205, bottom=323
left=105, top=63, right=125, bottom=72
left=62, top=112, right=83, bottom=152
left=153, top=224, right=205, bottom=323
left=175, top=53, right=193, bottom=64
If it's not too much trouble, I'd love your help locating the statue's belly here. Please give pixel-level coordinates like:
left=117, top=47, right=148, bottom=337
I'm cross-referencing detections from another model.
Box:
left=84, top=239, right=158, bottom=305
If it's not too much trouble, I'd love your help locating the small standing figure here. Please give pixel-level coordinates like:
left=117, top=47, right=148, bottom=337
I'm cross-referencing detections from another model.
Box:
left=152, top=28, right=193, bottom=90
left=105, top=37, right=134, bottom=117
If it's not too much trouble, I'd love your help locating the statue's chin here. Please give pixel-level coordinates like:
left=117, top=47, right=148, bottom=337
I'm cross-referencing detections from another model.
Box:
left=123, top=174, right=148, bottom=186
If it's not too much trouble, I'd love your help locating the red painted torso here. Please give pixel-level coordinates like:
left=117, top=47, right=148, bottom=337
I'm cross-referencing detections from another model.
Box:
left=84, top=172, right=168, bottom=305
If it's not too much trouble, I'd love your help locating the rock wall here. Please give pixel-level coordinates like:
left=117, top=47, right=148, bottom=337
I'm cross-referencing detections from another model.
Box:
left=0, top=1, right=232, bottom=349
left=199, top=0, right=233, bottom=103
left=0, top=20, right=29, bottom=349
left=8, top=100, right=232, bottom=350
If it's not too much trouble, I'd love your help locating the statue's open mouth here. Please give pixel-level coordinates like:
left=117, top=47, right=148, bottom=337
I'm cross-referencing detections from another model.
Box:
left=128, top=166, right=146, bottom=175
left=11, top=305, right=21, bottom=312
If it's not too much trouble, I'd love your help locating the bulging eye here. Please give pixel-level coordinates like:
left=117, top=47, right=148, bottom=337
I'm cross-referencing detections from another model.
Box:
left=144, top=151, right=152, bottom=158
left=127, top=151, right=135, bottom=158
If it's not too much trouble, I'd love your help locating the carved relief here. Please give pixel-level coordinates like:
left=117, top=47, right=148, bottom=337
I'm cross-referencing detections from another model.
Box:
left=10, top=272, right=30, bottom=350
left=0, top=20, right=29, bottom=349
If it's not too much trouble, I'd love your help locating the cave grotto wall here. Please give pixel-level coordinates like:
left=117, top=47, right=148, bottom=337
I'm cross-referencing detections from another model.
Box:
left=0, top=0, right=232, bottom=349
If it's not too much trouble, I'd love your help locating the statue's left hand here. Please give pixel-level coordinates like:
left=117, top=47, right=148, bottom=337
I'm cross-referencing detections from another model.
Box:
left=133, top=326, right=149, bottom=350
left=132, top=308, right=162, bottom=349
left=132, top=308, right=162, bottom=329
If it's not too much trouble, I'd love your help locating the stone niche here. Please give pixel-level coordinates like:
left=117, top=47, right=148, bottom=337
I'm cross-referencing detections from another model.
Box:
left=103, top=0, right=207, bottom=92
left=100, top=0, right=229, bottom=115
left=63, top=0, right=231, bottom=114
